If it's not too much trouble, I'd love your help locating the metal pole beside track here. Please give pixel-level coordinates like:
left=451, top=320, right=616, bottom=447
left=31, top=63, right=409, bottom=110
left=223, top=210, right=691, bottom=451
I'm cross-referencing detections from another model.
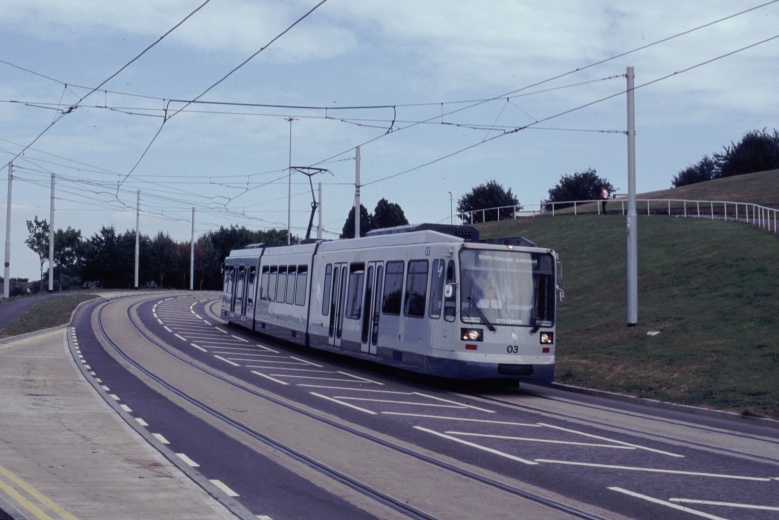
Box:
left=626, top=66, right=638, bottom=326
left=3, top=163, right=12, bottom=299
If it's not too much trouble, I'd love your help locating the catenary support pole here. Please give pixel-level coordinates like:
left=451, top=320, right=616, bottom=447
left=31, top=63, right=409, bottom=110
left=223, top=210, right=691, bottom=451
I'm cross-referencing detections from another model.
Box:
left=135, top=190, right=140, bottom=289
left=317, top=182, right=323, bottom=240
left=48, top=174, right=54, bottom=292
left=354, top=146, right=361, bottom=239
left=3, top=163, right=12, bottom=298
left=190, top=207, right=195, bottom=290
left=286, top=116, right=295, bottom=245
left=626, top=66, right=638, bottom=326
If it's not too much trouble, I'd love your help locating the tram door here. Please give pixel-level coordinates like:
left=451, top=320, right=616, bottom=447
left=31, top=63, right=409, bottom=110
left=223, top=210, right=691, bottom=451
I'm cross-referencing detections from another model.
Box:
left=360, top=261, right=383, bottom=355
left=328, top=263, right=348, bottom=348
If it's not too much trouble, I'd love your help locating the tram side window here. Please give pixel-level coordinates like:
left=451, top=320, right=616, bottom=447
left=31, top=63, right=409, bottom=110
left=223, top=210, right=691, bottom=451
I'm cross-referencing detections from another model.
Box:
left=382, top=261, right=404, bottom=315
left=223, top=267, right=234, bottom=298
left=404, top=260, right=428, bottom=318
left=235, top=267, right=245, bottom=305
left=295, top=265, right=308, bottom=306
left=322, top=264, right=332, bottom=315
left=535, top=254, right=556, bottom=324
left=276, top=266, right=288, bottom=303
left=246, top=267, right=256, bottom=306
left=346, top=263, right=365, bottom=319
left=444, top=259, right=456, bottom=322
left=268, top=266, right=278, bottom=302
left=260, top=266, right=269, bottom=300
left=429, top=259, right=445, bottom=319
left=286, top=266, right=297, bottom=305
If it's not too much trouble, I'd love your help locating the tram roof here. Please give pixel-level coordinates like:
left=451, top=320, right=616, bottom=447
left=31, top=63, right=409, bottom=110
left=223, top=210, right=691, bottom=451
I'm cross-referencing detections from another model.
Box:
left=318, top=229, right=465, bottom=253
left=226, top=224, right=541, bottom=259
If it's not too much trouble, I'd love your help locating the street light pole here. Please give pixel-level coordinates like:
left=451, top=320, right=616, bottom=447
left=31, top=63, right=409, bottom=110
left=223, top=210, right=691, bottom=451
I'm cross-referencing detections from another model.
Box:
left=448, top=191, right=453, bottom=225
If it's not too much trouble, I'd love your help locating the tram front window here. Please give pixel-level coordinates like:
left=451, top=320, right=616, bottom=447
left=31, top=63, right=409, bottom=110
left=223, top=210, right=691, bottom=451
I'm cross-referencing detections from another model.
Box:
left=459, top=249, right=555, bottom=327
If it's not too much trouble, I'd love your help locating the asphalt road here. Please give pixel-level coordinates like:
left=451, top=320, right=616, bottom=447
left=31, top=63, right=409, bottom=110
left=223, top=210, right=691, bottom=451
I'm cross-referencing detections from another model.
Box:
left=82, top=292, right=779, bottom=519
left=4, top=291, right=778, bottom=519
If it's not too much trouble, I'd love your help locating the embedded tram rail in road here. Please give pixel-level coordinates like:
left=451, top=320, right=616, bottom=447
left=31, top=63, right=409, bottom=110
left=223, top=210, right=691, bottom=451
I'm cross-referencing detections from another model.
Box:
left=76, top=292, right=779, bottom=520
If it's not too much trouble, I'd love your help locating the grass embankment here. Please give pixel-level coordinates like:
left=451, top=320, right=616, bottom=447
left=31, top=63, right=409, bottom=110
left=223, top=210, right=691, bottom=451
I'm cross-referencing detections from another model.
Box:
left=478, top=214, right=779, bottom=419
left=640, top=169, right=779, bottom=206
left=0, top=294, right=98, bottom=337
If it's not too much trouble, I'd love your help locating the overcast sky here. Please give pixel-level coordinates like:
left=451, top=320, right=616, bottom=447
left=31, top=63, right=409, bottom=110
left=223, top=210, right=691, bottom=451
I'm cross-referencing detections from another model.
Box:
left=2, top=1, right=777, bottom=282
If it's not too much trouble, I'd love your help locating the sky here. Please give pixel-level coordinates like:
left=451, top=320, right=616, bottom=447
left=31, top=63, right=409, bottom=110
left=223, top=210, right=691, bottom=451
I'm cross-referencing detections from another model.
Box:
left=2, top=0, right=778, bottom=282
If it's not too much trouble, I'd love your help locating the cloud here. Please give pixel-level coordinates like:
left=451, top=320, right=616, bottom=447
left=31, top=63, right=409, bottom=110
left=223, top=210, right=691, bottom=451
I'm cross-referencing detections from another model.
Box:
left=2, top=0, right=358, bottom=61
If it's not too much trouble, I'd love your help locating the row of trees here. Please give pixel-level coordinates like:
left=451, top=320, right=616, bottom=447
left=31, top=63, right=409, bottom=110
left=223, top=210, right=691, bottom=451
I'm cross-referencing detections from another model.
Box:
left=455, top=172, right=617, bottom=220
left=457, top=128, right=779, bottom=222
left=21, top=198, right=409, bottom=291
left=672, top=129, right=779, bottom=187
left=24, top=219, right=292, bottom=292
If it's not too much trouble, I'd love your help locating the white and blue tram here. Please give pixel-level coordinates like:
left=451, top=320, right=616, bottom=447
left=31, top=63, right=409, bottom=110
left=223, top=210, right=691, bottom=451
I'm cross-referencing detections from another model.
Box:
left=221, top=224, right=562, bottom=382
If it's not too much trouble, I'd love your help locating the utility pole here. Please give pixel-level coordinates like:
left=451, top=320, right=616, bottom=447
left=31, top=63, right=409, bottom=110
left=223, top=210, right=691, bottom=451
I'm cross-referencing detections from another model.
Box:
left=626, top=66, right=638, bottom=326
left=3, top=163, right=12, bottom=298
left=48, top=174, right=55, bottom=292
left=135, top=190, right=140, bottom=289
left=190, top=207, right=195, bottom=291
left=354, top=146, right=361, bottom=239
left=285, top=116, right=296, bottom=245
left=317, top=182, right=323, bottom=240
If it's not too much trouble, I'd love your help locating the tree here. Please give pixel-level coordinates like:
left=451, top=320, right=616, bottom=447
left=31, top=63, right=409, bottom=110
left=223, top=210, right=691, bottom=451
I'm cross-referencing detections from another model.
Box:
left=372, top=198, right=409, bottom=230
left=672, top=156, right=717, bottom=188
left=714, top=129, right=779, bottom=178
left=53, top=227, right=84, bottom=291
left=196, top=226, right=290, bottom=290
left=340, top=204, right=373, bottom=238
left=81, top=226, right=138, bottom=288
left=546, top=169, right=617, bottom=210
left=457, top=179, right=520, bottom=223
left=149, top=232, right=180, bottom=288
left=25, top=216, right=50, bottom=292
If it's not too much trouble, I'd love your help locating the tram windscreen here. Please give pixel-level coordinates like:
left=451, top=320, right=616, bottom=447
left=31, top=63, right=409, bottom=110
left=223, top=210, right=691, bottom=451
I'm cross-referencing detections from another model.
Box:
left=460, top=249, right=555, bottom=327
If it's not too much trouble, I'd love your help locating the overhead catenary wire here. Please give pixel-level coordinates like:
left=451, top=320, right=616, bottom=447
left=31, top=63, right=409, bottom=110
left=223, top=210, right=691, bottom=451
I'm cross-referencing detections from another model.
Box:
left=0, top=0, right=213, bottom=172
left=2, top=1, right=777, bottom=247
left=361, top=30, right=779, bottom=188
left=4, top=0, right=775, bottom=184
left=116, top=0, right=330, bottom=190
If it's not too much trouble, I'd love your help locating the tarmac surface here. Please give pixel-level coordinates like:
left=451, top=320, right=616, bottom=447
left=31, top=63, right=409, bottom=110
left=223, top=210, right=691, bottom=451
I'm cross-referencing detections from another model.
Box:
left=0, top=295, right=240, bottom=520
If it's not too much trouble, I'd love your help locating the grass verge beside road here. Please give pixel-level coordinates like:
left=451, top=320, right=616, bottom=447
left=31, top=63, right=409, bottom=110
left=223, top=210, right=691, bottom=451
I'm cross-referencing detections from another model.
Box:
left=0, top=294, right=98, bottom=337
left=478, top=215, right=779, bottom=419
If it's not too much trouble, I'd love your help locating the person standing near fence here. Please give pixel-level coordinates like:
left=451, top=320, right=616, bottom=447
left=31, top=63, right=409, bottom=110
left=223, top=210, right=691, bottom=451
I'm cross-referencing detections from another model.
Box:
left=600, top=185, right=609, bottom=214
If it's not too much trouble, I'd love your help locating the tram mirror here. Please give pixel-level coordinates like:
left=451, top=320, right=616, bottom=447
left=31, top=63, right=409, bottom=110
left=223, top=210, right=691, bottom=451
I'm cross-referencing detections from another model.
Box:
left=445, top=284, right=454, bottom=298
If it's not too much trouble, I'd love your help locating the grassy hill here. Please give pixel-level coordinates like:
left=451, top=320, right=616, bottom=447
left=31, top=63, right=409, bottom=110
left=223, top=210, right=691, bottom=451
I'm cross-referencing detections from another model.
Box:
left=638, top=168, right=779, bottom=207
left=477, top=172, right=779, bottom=419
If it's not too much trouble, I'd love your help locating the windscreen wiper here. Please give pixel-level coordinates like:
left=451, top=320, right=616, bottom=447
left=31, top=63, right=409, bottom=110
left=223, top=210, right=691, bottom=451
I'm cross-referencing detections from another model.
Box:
left=467, top=296, right=496, bottom=332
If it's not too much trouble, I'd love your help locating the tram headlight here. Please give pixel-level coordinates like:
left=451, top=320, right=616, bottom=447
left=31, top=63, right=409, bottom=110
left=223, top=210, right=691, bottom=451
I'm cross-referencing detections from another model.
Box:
left=540, top=332, right=554, bottom=344
left=460, top=328, right=483, bottom=342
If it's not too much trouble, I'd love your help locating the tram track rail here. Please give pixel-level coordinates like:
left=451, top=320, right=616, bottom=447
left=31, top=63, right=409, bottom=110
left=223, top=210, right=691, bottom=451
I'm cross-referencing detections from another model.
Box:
left=470, top=383, right=779, bottom=467
left=199, top=296, right=779, bottom=511
left=94, top=295, right=610, bottom=520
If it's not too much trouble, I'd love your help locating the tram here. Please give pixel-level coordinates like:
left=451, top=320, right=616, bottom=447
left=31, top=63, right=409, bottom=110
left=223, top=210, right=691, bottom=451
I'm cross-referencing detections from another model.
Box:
left=221, top=224, right=562, bottom=382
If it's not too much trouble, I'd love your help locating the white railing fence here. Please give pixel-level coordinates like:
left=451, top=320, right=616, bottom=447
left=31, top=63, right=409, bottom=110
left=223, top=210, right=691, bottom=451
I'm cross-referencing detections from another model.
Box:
left=457, top=198, right=778, bottom=235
